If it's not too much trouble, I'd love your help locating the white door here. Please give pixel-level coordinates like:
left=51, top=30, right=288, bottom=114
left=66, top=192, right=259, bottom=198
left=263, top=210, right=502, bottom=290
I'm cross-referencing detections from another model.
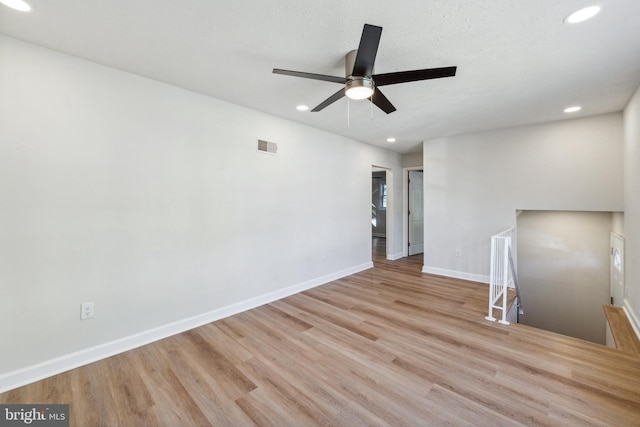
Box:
left=610, top=232, right=625, bottom=307
left=408, top=170, right=424, bottom=256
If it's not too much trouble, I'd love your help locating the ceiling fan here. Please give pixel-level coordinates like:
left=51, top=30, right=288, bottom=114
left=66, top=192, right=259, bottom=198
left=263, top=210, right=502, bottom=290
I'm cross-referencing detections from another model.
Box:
left=273, top=24, right=457, bottom=114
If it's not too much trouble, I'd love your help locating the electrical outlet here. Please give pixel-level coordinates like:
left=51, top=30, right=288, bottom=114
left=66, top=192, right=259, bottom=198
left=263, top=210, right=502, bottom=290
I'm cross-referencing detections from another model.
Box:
left=455, top=249, right=462, bottom=258
left=81, top=302, right=94, bottom=320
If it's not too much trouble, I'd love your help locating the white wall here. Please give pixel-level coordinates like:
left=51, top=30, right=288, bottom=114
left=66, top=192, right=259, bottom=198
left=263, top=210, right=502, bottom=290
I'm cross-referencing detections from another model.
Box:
left=623, top=84, right=640, bottom=333
left=0, top=36, right=402, bottom=389
left=612, top=212, right=624, bottom=236
left=422, top=114, right=623, bottom=282
left=402, top=152, right=423, bottom=168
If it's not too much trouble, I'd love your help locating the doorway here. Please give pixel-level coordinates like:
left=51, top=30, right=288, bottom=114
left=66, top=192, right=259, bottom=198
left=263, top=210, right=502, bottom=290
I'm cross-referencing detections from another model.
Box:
left=372, top=166, right=394, bottom=260
left=517, top=210, right=613, bottom=344
left=403, top=167, right=424, bottom=258
left=408, top=170, right=424, bottom=256
left=371, top=170, right=387, bottom=239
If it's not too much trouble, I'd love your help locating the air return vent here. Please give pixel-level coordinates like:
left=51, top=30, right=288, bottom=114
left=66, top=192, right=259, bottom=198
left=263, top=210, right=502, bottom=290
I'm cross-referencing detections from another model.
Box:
left=257, top=139, right=277, bottom=155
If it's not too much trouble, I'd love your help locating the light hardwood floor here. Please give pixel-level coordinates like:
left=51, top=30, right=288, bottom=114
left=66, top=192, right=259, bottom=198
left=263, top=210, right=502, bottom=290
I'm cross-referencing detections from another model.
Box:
left=2, top=242, right=640, bottom=426
left=604, top=305, right=640, bottom=357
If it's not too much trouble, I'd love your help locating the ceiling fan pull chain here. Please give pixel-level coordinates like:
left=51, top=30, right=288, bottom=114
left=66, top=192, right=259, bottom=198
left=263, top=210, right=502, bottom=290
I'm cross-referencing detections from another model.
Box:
left=348, top=97, right=351, bottom=129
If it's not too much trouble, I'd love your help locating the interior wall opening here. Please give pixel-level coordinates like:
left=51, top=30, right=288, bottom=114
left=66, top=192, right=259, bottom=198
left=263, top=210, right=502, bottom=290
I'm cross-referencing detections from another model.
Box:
left=372, top=167, right=388, bottom=259
left=516, top=210, right=622, bottom=345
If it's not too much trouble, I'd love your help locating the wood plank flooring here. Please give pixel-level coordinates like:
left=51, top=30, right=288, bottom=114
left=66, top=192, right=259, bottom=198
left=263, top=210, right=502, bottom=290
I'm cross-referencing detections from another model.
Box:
left=2, top=243, right=640, bottom=426
left=604, top=305, right=640, bottom=357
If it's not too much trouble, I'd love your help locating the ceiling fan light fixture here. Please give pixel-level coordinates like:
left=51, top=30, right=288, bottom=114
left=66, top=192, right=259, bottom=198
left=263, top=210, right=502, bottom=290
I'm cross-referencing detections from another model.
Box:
left=345, top=77, right=374, bottom=100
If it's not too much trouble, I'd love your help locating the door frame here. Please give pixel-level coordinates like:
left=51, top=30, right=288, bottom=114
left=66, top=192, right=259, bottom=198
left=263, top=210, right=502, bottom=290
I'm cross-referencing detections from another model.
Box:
left=403, top=166, right=424, bottom=257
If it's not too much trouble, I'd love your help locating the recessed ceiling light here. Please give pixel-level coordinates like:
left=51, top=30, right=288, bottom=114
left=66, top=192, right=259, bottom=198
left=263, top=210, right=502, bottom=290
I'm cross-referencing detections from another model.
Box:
left=564, top=106, right=582, bottom=113
left=0, top=0, right=31, bottom=11
left=386, top=137, right=396, bottom=143
left=296, top=105, right=309, bottom=111
left=564, top=5, right=601, bottom=24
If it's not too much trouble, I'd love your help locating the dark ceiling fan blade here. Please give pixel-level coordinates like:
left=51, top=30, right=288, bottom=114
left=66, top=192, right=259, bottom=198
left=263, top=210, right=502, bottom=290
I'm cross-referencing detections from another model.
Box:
left=370, top=89, right=396, bottom=114
left=351, top=24, right=382, bottom=77
left=273, top=69, right=347, bottom=84
left=373, top=66, right=457, bottom=86
left=311, top=88, right=346, bottom=112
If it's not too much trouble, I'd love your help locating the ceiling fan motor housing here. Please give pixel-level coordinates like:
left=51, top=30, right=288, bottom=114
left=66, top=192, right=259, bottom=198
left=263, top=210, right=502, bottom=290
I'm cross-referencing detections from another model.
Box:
left=345, top=49, right=374, bottom=99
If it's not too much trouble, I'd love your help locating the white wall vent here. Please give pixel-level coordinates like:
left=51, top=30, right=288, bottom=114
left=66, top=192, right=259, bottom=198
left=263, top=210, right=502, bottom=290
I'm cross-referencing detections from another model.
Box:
left=257, top=139, right=277, bottom=155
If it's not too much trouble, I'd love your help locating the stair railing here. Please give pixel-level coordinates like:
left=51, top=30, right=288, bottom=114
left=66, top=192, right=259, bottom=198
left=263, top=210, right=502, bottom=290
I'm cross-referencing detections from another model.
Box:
left=486, top=227, right=519, bottom=325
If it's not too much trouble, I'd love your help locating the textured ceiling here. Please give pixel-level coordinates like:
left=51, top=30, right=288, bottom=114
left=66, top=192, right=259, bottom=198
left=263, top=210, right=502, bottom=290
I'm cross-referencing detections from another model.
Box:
left=1, top=0, right=640, bottom=153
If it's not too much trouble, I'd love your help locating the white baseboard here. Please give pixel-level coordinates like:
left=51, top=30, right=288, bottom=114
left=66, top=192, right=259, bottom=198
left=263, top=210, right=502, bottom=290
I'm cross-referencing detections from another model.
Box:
left=0, top=262, right=373, bottom=393
left=421, top=265, right=490, bottom=284
left=623, top=299, right=640, bottom=341
left=386, top=252, right=404, bottom=261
